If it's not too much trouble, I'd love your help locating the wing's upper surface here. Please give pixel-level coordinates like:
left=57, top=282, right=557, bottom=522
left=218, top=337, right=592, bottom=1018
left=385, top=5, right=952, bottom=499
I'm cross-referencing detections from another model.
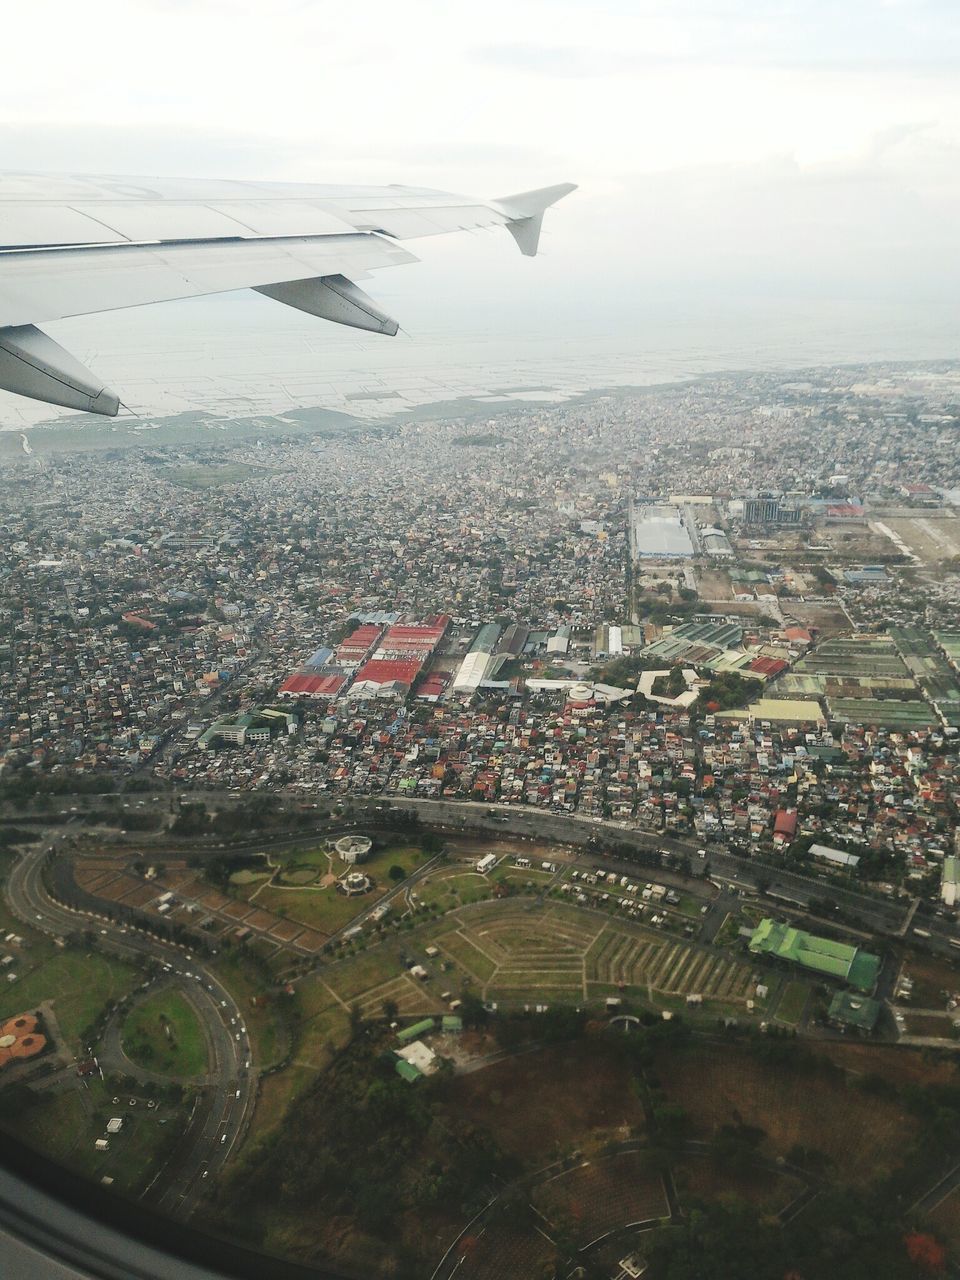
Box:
left=0, top=173, right=575, bottom=416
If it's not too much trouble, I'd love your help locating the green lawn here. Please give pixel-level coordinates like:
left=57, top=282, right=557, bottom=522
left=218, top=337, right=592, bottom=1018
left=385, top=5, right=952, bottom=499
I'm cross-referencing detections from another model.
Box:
left=322, top=948, right=405, bottom=1002
left=416, top=870, right=493, bottom=910
left=122, top=989, right=209, bottom=1079
left=0, top=950, right=139, bottom=1051
left=297, top=1003, right=352, bottom=1070
left=774, top=981, right=810, bottom=1025
left=674, top=894, right=708, bottom=919
left=253, top=883, right=372, bottom=933
left=274, top=845, right=331, bottom=870
left=434, top=929, right=499, bottom=983
left=253, top=842, right=428, bottom=935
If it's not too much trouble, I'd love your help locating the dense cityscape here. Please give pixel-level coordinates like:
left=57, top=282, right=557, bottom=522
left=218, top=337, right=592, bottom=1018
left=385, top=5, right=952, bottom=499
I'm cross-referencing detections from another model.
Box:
left=2, top=362, right=960, bottom=1279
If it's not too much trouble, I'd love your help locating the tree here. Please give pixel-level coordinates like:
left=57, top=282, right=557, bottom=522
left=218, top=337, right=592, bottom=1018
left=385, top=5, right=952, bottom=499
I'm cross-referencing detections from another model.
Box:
left=388, top=865, right=406, bottom=882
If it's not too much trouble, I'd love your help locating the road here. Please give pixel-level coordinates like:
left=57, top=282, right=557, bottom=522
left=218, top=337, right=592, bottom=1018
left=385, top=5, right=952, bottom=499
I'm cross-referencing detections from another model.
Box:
left=5, top=843, right=258, bottom=1220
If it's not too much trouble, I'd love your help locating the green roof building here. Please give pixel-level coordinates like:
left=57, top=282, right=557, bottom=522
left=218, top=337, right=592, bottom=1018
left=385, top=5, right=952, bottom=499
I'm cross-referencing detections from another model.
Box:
left=396, top=1017, right=435, bottom=1044
left=827, top=990, right=881, bottom=1034
left=749, top=919, right=880, bottom=992
left=394, top=1058, right=423, bottom=1083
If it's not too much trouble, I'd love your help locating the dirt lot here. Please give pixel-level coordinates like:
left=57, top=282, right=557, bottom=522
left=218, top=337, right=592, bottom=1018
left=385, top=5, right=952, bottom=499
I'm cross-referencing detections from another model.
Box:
left=783, top=602, right=851, bottom=635
left=896, top=953, right=960, bottom=1010
left=438, top=1041, right=645, bottom=1162
left=652, top=1043, right=917, bottom=1186
left=884, top=516, right=960, bottom=565
left=902, top=1013, right=959, bottom=1040
left=697, top=568, right=734, bottom=600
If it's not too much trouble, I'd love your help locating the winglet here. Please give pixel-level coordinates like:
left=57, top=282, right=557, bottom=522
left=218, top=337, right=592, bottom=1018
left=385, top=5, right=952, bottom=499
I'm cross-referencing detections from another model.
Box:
left=491, top=182, right=577, bottom=257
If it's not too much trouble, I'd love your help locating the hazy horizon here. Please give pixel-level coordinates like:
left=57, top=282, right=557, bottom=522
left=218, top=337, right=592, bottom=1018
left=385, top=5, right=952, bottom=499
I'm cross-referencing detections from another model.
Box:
left=3, top=0, right=960, bottom=423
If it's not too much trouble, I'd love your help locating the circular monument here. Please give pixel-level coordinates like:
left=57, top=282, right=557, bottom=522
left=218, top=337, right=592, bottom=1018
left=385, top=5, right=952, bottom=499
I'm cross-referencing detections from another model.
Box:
left=337, top=869, right=374, bottom=896
left=334, top=835, right=373, bottom=864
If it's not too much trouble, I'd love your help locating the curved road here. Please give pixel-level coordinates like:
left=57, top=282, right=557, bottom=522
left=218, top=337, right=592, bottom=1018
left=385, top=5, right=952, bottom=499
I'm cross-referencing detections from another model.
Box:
left=5, top=843, right=258, bottom=1220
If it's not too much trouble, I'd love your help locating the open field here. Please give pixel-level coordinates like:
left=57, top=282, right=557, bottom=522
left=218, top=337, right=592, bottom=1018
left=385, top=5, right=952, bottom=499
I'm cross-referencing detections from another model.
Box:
left=533, top=1151, right=668, bottom=1239
left=415, top=868, right=497, bottom=910
left=652, top=1043, right=916, bottom=1187
left=901, top=1012, right=958, bottom=1039
left=807, top=1039, right=959, bottom=1089
left=696, top=568, right=735, bottom=600
left=779, top=602, right=851, bottom=635
left=882, top=515, right=960, bottom=565
left=243, top=1062, right=317, bottom=1150
left=0, top=950, right=139, bottom=1051
left=121, top=989, right=209, bottom=1078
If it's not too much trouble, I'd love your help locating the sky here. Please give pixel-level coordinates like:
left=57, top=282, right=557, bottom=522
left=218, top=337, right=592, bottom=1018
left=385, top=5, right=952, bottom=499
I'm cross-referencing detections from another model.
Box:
left=3, top=0, right=960, bottom=414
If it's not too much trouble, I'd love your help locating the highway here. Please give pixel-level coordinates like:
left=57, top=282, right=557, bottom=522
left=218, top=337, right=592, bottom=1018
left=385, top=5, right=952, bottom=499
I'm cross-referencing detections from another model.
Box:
left=5, top=843, right=258, bottom=1220
left=343, top=795, right=959, bottom=949
left=15, top=786, right=956, bottom=948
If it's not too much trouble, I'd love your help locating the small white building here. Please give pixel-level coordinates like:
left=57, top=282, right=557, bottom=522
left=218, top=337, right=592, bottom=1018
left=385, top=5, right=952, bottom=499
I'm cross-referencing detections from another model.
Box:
left=810, top=843, right=861, bottom=871
left=397, top=1040, right=438, bottom=1076
left=106, top=1117, right=124, bottom=1134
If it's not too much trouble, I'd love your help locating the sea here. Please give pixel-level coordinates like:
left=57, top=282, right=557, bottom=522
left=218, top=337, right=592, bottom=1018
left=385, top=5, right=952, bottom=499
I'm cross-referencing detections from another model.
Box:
left=2, top=288, right=960, bottom=437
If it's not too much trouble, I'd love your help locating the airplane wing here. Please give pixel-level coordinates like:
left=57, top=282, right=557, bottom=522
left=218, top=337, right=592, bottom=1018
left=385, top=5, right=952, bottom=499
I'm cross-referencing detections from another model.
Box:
left=0, top=174, right=575, bottom=416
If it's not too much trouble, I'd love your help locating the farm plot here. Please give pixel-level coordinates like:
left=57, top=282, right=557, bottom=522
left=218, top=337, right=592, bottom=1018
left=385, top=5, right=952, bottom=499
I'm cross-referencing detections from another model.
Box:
left=456, top=1224, right=557, bottom=1280
left=435, top=928, right=499, bottom=983
left=585, top=927, right=752, bottom=1004
left=466, top=906, right=596, bottom=1000
left=354, top=973, right=438, bottom=1021
left=533, top=1152, right=668, bottom=1241
left=652, top=1043, right=915, bottom=1187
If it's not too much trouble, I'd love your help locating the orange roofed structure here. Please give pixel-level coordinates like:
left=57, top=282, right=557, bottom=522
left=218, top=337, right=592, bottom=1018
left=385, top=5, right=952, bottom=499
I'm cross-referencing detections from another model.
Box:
left=0, top=1012, right=46, bottom=1067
